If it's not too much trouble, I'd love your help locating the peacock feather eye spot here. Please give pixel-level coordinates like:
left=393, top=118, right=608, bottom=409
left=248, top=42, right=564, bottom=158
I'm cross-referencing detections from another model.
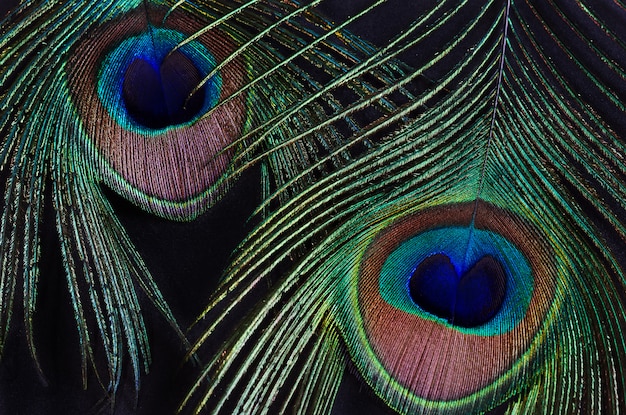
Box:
left=341, top=202, right=558, bottom=408
left=122, top=51, right=207, bottom=129
left=97, top=28, right=222, bottom=134
left=409, top=253, right=507, bottom=328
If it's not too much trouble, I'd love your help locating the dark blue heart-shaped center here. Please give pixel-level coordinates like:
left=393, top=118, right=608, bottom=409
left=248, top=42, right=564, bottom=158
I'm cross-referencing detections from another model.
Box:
left=122, top=50, right=206, bottom=129
left=408, top=253, right=507, bottom=327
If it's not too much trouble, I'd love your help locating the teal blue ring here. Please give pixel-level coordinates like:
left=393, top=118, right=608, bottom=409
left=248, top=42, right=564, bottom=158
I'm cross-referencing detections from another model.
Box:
left=379, top=226, right=533, bottom=335
left=97, top=27, right=222, bottom=135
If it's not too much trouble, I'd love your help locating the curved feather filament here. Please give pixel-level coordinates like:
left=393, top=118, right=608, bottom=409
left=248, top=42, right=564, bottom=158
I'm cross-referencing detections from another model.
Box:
left=183, top=0, right=626, bottom=414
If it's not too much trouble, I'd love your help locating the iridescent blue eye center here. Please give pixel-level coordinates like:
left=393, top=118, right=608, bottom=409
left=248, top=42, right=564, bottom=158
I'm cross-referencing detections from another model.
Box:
left=97, top=28, right=222, bottom=134
left=379, top=227, right=532, bottom=335
left=408, top=253, right=507, bottom=328
left=122, top=51, right=206, bottom=129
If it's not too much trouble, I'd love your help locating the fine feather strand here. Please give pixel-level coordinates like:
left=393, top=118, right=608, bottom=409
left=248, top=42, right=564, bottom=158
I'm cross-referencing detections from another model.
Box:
left=184, top=0, right=626, bottom=414
left=0, top=0, right=425, bottom=400
left=2, top=0, right=625, bottom=413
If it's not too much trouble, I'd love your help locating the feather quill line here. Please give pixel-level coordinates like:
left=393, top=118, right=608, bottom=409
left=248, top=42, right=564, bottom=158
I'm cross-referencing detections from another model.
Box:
left=188, top=36, right=503, bottom=349
left=188, top=79, right=492, bottom=348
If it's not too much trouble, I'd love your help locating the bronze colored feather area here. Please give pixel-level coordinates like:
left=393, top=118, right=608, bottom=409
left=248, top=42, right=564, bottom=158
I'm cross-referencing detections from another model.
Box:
left=0, top=1, right=625, bottom=414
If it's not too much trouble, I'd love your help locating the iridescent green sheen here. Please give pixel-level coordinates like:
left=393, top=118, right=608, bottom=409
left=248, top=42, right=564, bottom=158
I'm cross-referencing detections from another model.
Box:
left=181, top=1, right=626, bottom=414
left=1, top=0, right=625, bottom=414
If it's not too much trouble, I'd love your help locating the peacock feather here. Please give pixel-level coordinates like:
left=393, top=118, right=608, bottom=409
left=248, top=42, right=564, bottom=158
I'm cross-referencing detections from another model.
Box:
left=1, top=0, right=625, bottom=414
left=0, top=0, right=414, bottom=407
left=178, top=0, right=626, bottom=414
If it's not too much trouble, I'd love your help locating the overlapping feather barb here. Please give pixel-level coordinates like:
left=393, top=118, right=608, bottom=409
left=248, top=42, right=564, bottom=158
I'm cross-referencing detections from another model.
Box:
left=0, top=0, right=416, bottom=398
left=183, top=0, right=626, bottom=414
